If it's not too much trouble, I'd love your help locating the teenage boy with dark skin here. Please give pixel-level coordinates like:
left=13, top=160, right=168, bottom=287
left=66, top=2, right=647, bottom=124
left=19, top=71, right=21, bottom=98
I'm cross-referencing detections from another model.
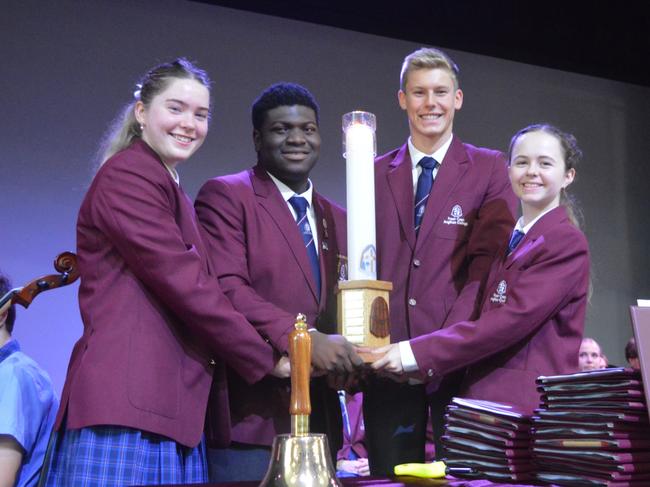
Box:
left=363, top=47, right=517, bottom=474
left=196, top=83, right=363, bottom=481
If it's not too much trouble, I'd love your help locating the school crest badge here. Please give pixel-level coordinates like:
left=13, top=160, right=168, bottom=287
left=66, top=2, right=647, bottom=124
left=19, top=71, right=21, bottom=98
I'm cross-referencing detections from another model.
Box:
left=443, top=204, right=468, bottom=226
left=490, top=279, right=508, bottom=304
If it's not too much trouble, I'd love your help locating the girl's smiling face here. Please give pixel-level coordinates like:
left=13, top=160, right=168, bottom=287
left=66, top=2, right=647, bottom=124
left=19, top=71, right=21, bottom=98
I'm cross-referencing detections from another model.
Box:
left=135, top=78, right=210, bottom=168
left=509, top=130, right=575, bottom=222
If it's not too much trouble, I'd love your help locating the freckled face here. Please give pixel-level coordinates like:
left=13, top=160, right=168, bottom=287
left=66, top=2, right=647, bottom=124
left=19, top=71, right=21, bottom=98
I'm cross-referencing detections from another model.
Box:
left=398, top=68, right=463, bottom=151
left=509, top=131, right=575, bottom=220
left=135, top=78, right=210, bottom=167
left=254, top=105, right=320, bottom=194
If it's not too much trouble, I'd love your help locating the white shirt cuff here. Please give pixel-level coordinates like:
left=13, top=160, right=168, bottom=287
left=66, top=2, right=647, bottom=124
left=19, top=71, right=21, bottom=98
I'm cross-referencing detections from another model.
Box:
left=399, top=340, right=419, bottom=372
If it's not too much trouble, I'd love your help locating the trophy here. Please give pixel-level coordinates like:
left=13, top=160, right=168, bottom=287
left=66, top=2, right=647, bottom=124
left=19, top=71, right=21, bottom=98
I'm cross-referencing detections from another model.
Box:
left=337, top=111, right=392, bottom=361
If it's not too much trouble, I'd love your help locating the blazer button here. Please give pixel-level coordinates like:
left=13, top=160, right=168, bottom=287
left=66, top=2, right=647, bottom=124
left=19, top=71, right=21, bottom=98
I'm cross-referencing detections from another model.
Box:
left=427, top=369, right=434, bottom=377
left=413, top=258, right=421, bottom=267
left=408, top=298, right=417, bottom=306
left=209, top=359, right=216, bottom=366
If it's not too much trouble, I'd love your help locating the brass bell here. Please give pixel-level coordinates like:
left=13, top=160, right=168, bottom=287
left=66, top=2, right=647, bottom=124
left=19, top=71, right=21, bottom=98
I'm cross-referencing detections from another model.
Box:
left=260, top=434, right=341, bottom=487
left=259, top=315, right=342, bottom=487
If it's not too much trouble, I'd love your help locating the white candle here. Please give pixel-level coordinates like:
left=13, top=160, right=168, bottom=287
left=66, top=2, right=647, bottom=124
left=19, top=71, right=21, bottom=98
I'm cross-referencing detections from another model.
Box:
left=343, top=112, right=377, bottom=280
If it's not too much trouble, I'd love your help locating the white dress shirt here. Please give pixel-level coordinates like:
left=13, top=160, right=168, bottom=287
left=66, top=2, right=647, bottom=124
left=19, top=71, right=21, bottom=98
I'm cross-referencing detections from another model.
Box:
left=400, top=134, right=454, bottom=374
left=267, top=172, right=319, bottom=254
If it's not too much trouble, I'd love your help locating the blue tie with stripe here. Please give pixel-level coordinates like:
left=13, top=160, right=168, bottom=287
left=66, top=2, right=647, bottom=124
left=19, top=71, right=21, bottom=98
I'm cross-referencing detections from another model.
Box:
left=508, top=229, right=525, bottom=254
left=414, top=156, right=439, bottom=234
left=289, top=195, right=321, bottom=299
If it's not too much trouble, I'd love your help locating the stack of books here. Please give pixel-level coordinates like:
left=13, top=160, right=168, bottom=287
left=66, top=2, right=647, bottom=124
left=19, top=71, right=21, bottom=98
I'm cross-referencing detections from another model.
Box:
left=533, top=367, right=650, bottom=486
left=441, top=397, right=534, bottom=483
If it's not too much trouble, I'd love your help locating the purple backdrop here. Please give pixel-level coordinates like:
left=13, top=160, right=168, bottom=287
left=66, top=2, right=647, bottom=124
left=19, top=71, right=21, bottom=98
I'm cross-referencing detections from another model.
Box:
left=1, top=0, right=649, bottom=394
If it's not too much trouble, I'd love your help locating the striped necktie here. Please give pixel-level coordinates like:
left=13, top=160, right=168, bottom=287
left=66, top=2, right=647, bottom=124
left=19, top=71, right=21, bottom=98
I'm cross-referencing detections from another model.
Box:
left=289, top=195, right=321, bottom=298
left=414, top=156, right=439, bottom=234
left=508, top=229, right=525, bottom=254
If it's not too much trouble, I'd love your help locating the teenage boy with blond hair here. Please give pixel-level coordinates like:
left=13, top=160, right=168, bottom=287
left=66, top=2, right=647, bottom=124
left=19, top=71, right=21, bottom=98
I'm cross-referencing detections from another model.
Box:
left=364, top=47, right=517, bottom=474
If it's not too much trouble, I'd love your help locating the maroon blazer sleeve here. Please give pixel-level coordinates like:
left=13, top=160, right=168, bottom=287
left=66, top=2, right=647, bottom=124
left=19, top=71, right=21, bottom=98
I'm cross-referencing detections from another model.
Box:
left=442, top=150, right=518, bottom=325
left=411, top=212, right=589, bottom=382
left=195, top=177, right=296, bottom=354
left=89, top=155, right=275, bottom=384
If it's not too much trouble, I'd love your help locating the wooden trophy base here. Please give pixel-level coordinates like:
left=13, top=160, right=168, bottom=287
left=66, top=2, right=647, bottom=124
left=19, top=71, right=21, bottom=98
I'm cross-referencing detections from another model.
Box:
left=336, top=279, right=393, bottom=363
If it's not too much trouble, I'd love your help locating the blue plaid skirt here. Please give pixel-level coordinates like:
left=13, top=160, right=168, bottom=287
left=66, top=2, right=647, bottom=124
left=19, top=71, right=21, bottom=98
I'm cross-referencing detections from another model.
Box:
left=42, top=425, right=208, bottom=486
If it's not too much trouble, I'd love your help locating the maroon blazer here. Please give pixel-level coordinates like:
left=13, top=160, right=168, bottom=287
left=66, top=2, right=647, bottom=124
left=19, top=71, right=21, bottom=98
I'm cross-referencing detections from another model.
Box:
left=195, top=165, right=346, bottom=445
left=56, top=140, right=276, bottom=448
left=411, top=206, right=590, bottom=413
left=375, top=137, right=517, bottom=343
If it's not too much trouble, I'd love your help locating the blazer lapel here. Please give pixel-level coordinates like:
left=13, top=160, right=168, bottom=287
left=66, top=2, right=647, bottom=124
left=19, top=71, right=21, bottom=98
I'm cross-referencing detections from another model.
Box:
left=416, top=136, right=469, bottom=248
left=252, top=166, right=320, bottom=302
left=504, top=206, right=567, bottom=269
left=386, top=144, right=416, bottom=251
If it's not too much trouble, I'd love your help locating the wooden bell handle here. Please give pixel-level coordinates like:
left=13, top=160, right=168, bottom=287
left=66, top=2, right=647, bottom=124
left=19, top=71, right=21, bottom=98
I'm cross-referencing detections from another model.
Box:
left=289, top=313, right=311, bottom=417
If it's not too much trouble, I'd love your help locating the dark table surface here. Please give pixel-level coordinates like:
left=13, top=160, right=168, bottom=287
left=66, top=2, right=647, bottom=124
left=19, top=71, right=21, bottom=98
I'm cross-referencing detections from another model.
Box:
left=150, top=476, right=550, bottom=487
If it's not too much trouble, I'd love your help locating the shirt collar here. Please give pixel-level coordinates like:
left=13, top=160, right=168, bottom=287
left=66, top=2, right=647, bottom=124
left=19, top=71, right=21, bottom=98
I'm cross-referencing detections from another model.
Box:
left=267, top=171, right=314, bottom=205
left=514, top=205, right=558, bottom=234
left=408, top=134, right=454, bottom=170
left=163, top=163, right=180, bottom=185
left=0, top=338, right=19, bottom=363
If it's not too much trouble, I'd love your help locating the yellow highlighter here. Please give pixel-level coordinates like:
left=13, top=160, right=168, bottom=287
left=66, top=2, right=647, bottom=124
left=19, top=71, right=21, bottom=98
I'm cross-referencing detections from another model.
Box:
left=394, top=461, right=447, bottom=478
left=394, top=461, right=475, bottom=479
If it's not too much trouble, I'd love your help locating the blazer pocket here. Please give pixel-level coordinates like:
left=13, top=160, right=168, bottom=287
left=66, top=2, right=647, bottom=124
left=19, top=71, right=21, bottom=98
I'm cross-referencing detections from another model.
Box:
left=433, top=194, right=477, bottom=241
left=127, top=321, right=181, bottom=418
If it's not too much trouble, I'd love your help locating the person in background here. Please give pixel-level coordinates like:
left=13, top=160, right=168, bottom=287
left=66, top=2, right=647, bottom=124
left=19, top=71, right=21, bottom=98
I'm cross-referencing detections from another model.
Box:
left=579, top=337, right=606, bottom=371
left=0, top=272, right=58, bottom=487
left=625, top=337, right=640, bottom=370
left=336, top=392, right=370, bottom=477
left=42, top=59, right=287, bottom=487
left=335, top=392, right=436, bottom=477
left=600, top=353, right=609, bottom=369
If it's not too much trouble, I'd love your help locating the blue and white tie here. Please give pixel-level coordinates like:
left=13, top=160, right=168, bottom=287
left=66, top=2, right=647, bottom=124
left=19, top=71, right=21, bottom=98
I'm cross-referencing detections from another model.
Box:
left=508, top=229, right=525, bottom=254
left=289, top=195, right=321, bottom=298
left=414, top=156, right=438, bottom=234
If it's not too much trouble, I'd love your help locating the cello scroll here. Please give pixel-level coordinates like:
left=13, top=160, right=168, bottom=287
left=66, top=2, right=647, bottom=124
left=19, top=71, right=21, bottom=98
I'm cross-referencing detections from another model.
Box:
left=0, top=252, right=79, bottom=312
